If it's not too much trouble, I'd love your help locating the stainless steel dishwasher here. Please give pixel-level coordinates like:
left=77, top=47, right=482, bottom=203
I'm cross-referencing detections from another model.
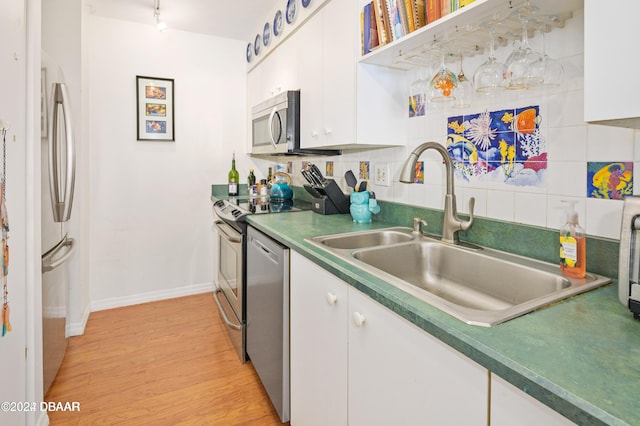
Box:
left=246, top=226, right=290, bottom=423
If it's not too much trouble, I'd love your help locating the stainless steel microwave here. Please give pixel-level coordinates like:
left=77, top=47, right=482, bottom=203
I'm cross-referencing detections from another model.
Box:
left=251, top=90, right=340, bottom=156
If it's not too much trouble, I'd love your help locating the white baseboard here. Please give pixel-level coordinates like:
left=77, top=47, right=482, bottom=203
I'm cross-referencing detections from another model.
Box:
left=67, top=304, right=91, bottom=337
left=90, top=282, right=215, bottom=312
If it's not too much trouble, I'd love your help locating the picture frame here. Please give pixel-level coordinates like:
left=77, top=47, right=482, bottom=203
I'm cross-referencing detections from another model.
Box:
left=136, top=75, right=174, bottom=141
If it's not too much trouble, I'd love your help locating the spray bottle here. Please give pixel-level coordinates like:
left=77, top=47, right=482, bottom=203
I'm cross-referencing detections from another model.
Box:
left=559, top=200, right=586, bottom=279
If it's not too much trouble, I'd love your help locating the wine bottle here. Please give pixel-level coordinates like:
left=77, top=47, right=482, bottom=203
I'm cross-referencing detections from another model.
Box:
left=248, top=168, right=256, bottom=197
left=228, top=153, right=239, bottom=196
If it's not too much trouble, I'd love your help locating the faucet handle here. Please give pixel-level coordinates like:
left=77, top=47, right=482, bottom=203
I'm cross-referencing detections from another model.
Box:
left=413, top=217, right=427, bottom=234
left=460, top=197, right=475, bottom=231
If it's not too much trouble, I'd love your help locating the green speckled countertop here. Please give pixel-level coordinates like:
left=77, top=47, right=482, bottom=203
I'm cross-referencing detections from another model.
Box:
left=212, top=187, right=637, bottom=425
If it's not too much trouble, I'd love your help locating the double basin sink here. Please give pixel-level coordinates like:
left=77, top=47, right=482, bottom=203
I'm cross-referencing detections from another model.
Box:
left=308, top=227, right=611, bottom=326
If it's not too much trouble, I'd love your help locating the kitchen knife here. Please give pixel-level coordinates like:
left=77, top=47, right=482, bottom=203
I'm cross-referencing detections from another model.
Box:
left=309, top=163, right=326, bottom=183
left=301, top=169, right=314, bottom=185
left=306, top=169, right=323, bottom=187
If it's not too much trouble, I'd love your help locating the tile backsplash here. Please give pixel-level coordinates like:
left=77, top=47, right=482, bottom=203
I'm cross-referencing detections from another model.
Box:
left=255, top=8, right=635, bottom=241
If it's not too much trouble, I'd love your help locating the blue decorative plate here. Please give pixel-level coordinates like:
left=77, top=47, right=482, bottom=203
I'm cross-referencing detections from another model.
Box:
left=286, top=0, right=297, bottom=24
left=254, top=34, right=261, bottom=56
left=263, top=22, right=271, bottom=46
left=302, top=0, right=311, bottom=7
left=246, top=43, right=253, bottom=63
left=273, top=10, right=283, bottom=36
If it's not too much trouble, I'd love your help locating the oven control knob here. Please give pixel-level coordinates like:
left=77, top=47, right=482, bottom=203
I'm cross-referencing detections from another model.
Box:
left=326, top=292, right=338, bottom=305
left=352, top=312, right=366, bottom=327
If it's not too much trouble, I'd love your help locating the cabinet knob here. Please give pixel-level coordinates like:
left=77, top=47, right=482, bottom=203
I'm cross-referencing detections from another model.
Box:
left=311, top=130, right=319, bottom=138
left=324, top=127, right=332, bottom=135
left=352, top=311, right=366, bottom=327
left=326, top=292, right=338, bottom=305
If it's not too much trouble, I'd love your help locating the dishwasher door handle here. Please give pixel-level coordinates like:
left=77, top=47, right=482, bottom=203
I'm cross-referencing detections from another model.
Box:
left=213, top=287, right=242, bottom=330
left=250, top=236, right=279, bottom=264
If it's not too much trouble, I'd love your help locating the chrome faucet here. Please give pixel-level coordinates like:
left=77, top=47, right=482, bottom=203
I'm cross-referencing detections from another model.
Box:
left=399, top=142, right=475, bottom=244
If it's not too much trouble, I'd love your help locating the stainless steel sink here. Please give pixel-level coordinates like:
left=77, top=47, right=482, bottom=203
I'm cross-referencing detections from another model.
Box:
left=313, top=227, right=415, bottom=250
left=307, top=228, right=611, bottom=327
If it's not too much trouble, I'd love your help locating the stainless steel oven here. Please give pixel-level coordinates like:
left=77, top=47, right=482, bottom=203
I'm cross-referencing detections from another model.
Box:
left=213, top=216, right=246, bottom=363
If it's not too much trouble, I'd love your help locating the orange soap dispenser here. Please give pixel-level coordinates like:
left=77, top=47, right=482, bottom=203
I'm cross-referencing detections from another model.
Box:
left=559, top=200, right=586, bottom=279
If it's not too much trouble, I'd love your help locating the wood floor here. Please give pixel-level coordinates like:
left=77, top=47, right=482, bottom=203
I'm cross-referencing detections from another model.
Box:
left=45, top=293, right=285, bottom=425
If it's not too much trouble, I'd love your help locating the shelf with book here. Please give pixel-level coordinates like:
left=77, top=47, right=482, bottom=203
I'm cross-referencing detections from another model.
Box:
left=358, top=0, right=582, bottom=70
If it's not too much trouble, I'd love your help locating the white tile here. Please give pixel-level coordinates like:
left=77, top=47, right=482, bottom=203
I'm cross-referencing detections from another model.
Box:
left=546, top=161, right=586, bottom=197
left=546, top=90, right=585, bottom=128
left=587, top=124, right=635, bottom=161
left=546, top=125, right=588, bottom=162
left=586, top=198, right=624, bottom=239
left=460, top=187, right=487, bottom=218
left=514, top=193, right=548, bottom=227
left=486, top=190, right=515, bottom=222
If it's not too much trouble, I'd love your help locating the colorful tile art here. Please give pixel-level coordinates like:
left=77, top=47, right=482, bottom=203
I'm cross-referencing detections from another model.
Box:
left=415, top=161, right=424, bottom=184
left=447, top=106, right=546, bottom=187
left=587, top=162, right=633, bottom=200
left=325, top=161, right=334, bottom=177
left=359, top=161, right=370, bottom=180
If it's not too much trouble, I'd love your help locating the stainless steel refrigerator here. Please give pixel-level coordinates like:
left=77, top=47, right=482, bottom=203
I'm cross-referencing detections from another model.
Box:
left=41, top=51, right=76, bottom=396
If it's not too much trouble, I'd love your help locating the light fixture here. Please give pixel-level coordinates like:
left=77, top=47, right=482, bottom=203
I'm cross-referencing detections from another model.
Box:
left=154, top=0, right=168, bottom=32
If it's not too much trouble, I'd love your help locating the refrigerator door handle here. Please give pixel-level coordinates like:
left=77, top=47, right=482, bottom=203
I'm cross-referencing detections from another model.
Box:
left=48, top=83, right=76, bottom=223
left=42, top=237, right=75, bottom=273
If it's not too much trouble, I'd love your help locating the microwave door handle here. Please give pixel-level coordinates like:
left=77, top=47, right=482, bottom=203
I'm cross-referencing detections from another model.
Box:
left=268, top=106, right=283, bottom=150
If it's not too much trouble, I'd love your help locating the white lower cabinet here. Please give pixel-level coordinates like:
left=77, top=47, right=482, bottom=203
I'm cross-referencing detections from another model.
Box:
left=290, top=251, right=348, bottom=426
left=490, top=373, right=575, bottom=426
left=290, top=251, right=488, bottom=425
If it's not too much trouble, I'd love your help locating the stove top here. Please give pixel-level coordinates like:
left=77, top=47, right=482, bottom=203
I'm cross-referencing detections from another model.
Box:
left=213, top=197, right=307, bottom=226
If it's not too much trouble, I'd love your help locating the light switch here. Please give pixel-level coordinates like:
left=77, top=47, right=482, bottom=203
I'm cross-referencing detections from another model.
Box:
left=373, top=163, right=390, bottom=187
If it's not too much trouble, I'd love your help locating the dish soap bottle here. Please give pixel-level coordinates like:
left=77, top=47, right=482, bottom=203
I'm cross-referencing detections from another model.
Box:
left=559, top=201, right=586, bottom=279
left=228, top=153, right=239, bottom=196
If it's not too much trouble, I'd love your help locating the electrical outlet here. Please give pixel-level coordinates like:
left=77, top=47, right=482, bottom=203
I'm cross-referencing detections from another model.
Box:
left=373, top=163, right=390, bottom=187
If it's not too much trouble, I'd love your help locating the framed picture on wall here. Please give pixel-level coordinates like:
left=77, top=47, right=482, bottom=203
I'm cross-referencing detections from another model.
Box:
left=136, top=75, right=174, bottom=141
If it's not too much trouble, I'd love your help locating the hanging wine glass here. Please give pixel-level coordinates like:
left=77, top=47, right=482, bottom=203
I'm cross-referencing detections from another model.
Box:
left=429, top=52, right=458, bottom=103
left=473, top=29, right=506, bottom=94
left=505, top=13, right=544, bottom=89
left=409, top=66, right=429, bottom=117
left=452, top=52, right=473, bottom=109
left=528, top=25, right=564, bottom=88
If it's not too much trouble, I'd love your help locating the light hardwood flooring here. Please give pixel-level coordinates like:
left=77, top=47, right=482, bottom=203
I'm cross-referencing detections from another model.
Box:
left=45, top=293, right=285, bottom=425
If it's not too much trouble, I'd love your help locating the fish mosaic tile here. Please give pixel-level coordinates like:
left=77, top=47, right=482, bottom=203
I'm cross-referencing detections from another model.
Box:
left=447, top=106, right=546, bottom=187
left=587, top=162, right=633, bottom=200
left=359, top=161, right=370, bottom=180
left=325, top=161, right=334, bottom=177
left=415, top=161, right=424, bottom=184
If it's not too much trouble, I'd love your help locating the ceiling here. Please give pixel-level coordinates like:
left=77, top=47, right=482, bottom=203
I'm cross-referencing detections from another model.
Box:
left=85, top=0, right=279, bottom=41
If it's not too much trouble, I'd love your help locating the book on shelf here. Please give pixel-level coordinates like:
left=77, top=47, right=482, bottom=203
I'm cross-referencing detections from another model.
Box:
left=412, top=0, right=426, bottom=29
left=426, top=0, right=441, bottom=23
left=369, top=2, right=380, bottom=50
left=387, top=0, right=405, bottom=40
left=397, top=0, right=411, bottom=35
left=460, top=0, right=475, bottom=7
left=403, top=0, right=416, bottom=33
left=373, top=0, right=390, bottom=46
left=441, top=0, right=451, bottom=17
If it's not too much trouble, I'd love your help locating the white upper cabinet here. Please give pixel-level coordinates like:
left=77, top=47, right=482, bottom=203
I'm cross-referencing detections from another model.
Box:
left=584, top=0, right=640, bottom=128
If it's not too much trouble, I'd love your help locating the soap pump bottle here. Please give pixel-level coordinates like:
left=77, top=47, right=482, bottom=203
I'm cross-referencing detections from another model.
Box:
left=559, top=200, right=586, bottom=279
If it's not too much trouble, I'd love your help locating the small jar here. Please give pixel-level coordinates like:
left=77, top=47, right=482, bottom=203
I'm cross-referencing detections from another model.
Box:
left=259, top=179, right=269, bottom=196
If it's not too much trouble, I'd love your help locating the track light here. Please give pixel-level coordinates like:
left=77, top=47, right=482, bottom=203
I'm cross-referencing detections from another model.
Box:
left=154, top=0, right=167, bottom=32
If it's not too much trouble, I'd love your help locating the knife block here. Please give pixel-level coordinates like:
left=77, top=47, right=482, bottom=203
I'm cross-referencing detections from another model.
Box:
left=304, top=179, right=349, bottom=215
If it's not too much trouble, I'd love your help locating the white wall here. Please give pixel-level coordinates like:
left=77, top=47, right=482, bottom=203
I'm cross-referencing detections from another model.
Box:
left=86, top=16, right=247, bottom=307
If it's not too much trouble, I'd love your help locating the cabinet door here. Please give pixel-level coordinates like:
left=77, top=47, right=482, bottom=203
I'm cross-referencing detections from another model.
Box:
left=348, top=287, right=488, bottom=425
left=584, top=0, right=640, bottom=127
left=290, top=251, right=348, bottom=426
left=297, top=10, right=324, bottom=148
left=321, top=0, right=355, bottom=147
left=261, top=34, right=299, bottom=100
left=491, top=373, right=575, bottom=426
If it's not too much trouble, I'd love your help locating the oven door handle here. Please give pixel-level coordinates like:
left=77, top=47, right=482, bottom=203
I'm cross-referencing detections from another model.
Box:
left=213, top=287, right=242, bottom=330
left=214, top=220, right=242, bottom=243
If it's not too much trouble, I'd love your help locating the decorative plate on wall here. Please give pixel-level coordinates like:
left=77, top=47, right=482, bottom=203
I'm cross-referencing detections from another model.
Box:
left=286, top=0, right=297, bottom=24
left=274, top=10, right=283, bottom=36
left=246, top=43, right=253, bottom=63
left=254, top=34, right=261, bottom=56
left=263, top=22, right=271, bottom=46
left=302, top=0, right=312, bottom=7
